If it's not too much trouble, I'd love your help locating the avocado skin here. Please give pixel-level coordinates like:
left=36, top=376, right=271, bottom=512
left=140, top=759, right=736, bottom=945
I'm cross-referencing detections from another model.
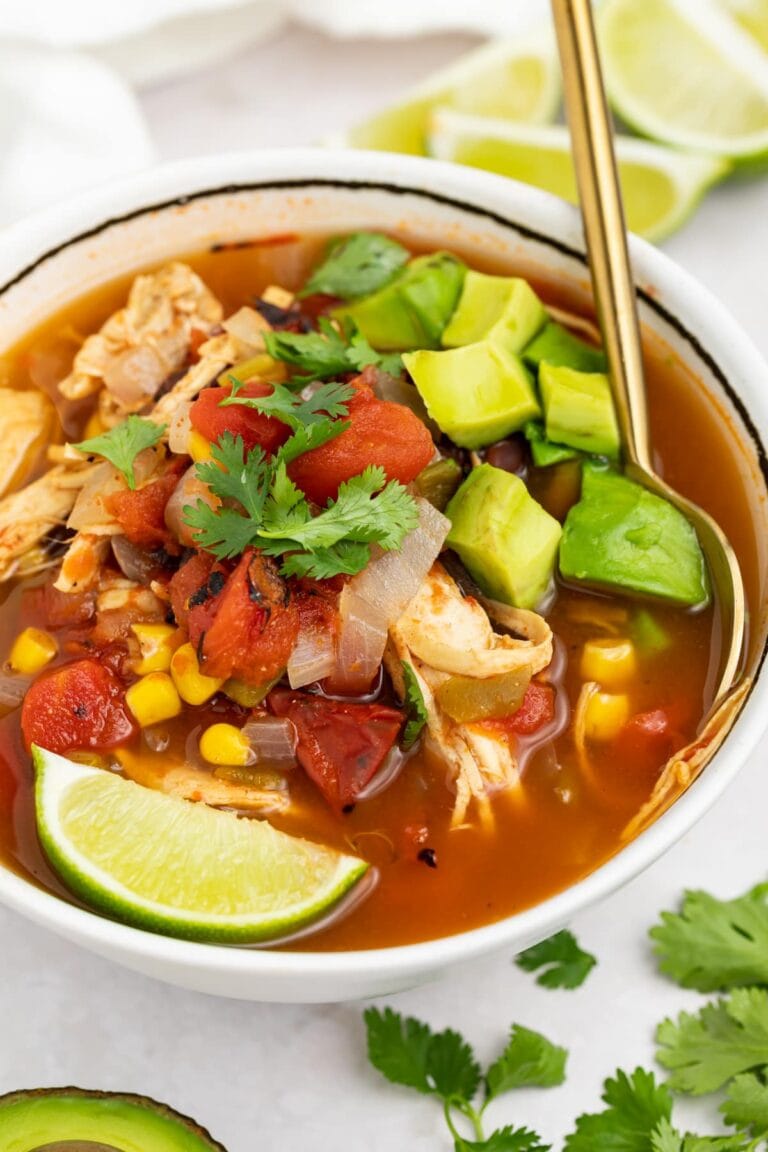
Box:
left=0, top=1087, right=227, bottom=1151
left=539, top=363, right=620, bottom=459
left=446, top=463, right=562, bottom=610
left=441, top=272, right=547, bottom=350
left=523, top=320, right=607, bottom=374
left=559, top=461, right=710, bottom=606
left=334, top=252, right=465, bottom=350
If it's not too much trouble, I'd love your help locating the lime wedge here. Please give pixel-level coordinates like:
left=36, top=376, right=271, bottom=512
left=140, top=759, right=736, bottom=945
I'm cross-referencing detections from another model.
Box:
left=33, top=746, right=367, bottom=943
left=600, top=0, right=768, bottom=165
left=725, top=0, right=768, bottom=52
left=428, top=110, right=728, bottom=242
left=335, top=29, right=560, bottom=155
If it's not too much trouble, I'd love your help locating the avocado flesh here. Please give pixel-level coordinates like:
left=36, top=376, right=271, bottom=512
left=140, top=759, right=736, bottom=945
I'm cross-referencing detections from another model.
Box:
left=0, top=1089, right=225, bottom=1152
left=524, top=420, right=579, bottom=467
left=335, top=252, right=465, bottom=350
left=404, top=340, right=541, bottom=449
left=446, top=463, right=562, bottom=609
left=441, top=272, right=547, bottom=350
left=523, top=320, right=607, bottom=373
left=539, top=362, right=620, bottom=459
left=559, top=461, right=710, bottom=606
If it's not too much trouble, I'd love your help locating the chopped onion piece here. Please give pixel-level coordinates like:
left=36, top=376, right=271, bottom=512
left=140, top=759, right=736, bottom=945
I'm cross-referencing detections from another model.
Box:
left=111, top=535, right=159, bottom=584
left=0, top=672, right=30, bottom=709
left=222, top=306, right=269, bottom=353
left=103, top=345, right=167, bottom=408
left=68, top=461, right=125, bottom=531
left=242, top=715, right=297, bottom=766
left=167, top=399, right=192, bottom=454
left=287, top=622, right=336, bottom=689
left=348, top=497, right=450, bottom=625
left=330, top=588, right=389, bottom=695
left=164, top=464, right=217, bottom=547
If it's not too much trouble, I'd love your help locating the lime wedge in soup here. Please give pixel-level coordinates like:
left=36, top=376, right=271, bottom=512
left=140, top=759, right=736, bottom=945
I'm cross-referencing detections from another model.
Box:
left=33, top=746, right=367, bottom=943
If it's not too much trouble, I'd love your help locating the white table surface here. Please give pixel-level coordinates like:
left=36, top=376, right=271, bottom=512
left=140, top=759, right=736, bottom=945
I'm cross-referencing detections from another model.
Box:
left=2, top=22, right=768, bottom=1152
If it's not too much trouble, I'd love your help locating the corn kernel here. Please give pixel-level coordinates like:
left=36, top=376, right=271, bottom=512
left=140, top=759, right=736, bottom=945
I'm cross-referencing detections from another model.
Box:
left=130, top=623, right=180, bottom=675
left=580, top=638, right=637, bottom=689
left=9, top=627, right=58, bottom=675
left=170, top=643, right=225, bottom=706
left=218, top=353, right=287, bottom=387
left=584, top=691, right=630, bottom=743
left=262, top=285, right=294, bottom=309
left=199, top=722, right=251, bottom=767
left=187, top=428, right=213, bottom=464
left=82, top=409, right=107, bottom=439
left=125, top=672, right=182, bottom=728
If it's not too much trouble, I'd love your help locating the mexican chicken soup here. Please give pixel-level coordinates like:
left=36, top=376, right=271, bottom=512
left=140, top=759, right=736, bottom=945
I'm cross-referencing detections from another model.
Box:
left=0, top=231, right=758, bottom=950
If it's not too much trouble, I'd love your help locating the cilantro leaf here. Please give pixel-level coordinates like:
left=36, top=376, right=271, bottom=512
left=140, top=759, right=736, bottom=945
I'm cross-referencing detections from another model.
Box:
left=651, top=1117, right=749, bottom=1152
left=182, top=503, right=257, bottom=560
left=222, top=379, right=354, bottom=430
left=650, top=884, right=768, bottom=992
left=300, top=231, right=410, bottom=300
left=364, top=1007, right=481, bottom=1105
left=516, top=930, right=597, bottom=990
left=277, top=417, right=349, bottom=466
left=401, top=662, right=428, bottom=749
left=264, top=317, right=402, bottom=381
left=563, top=1067, right=673, bottom=1152
left=485, top=1025, right=567, bottom=1100
left=454, top=1126, right=551, bottom=1151
left=656, top=989, right=768, bottom=1095
left=75, top=415, right=165, bottom=490
left=722, top=1071, right=768, bottom=1138
left=194, top=432, right=270, bottom=523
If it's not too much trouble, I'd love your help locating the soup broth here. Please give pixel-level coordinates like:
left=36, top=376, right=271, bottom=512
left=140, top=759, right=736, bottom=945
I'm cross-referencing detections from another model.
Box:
left=0, top=234, right=761, bottom=951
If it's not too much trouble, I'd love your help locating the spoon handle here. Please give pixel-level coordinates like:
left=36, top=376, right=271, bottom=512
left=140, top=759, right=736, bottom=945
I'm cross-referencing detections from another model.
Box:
left=551, top=0, right=651, bottom=472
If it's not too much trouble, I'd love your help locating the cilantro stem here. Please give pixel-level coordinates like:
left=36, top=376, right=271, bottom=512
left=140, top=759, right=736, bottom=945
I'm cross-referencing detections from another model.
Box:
left=447, top=1097, right=486, bottom=1143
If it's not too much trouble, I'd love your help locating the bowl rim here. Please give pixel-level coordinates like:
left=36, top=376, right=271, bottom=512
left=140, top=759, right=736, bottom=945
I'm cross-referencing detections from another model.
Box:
left=0, top=146, right=767, bottom=982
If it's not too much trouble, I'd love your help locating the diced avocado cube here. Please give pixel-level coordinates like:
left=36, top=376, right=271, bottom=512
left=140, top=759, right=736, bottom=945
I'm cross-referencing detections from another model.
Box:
left=559, top=461, right=709, bottom=606
left=404, top=339, right=541, bottom=450
left=446, top=462, right=562, bottom=609
left=524, top=420, right=580, bottom=468
left=335, top=252, right=465, bottom=350
left=523, top=320, right=607, bottom=373
left=441, top=272, right=547, bottom=351
left=539, top=363, right=620, bottom=459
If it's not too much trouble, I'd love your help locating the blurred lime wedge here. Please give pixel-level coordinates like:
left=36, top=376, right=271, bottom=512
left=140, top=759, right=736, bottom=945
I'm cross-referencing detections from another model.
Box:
left=335, top=30, right=560, bottom=154
left=428, top=110, right=728, bottom=242
left=34, top=745, right=367, bottom=943
left=725, top=0, right=768, bottom=51
left=600, top=0, right=768, bottom=165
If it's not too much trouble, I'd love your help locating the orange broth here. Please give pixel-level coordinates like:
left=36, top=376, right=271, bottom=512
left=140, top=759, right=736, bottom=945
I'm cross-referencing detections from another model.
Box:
left=0, top=235, right=762, bottom=951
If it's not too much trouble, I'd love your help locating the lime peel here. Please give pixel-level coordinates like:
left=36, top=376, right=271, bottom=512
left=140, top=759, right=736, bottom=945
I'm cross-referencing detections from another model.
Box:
left=33, top=745, right=368, bottom=943
left=427, top=110, right=729, bottom=242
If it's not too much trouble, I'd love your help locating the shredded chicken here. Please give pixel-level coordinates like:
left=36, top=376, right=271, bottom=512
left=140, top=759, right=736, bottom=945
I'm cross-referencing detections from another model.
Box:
left=387, top=563, right=553, bottom=825
left=0, top=465, right=91, bottom=581
left=0, top=388, right=55, bottom=498
left=117, top=748, right=289, bottom=815
left=58, top=262, right=222, bottom=406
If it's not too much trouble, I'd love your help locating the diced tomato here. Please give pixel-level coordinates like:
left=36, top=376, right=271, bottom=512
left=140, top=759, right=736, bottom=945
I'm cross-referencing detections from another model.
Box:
left=22, top=582, right=96, bottom=631
left=481, top=682, right=556, bottom=740
left=287, top=374, right=435, bottom=505
left=614, top=708, right=686, bottom=785
left=198, top=550, right=299, bottom=685
left=168, top=552, right=217, bottom=631
left=20, top=659, right=135, bottom=754
left=106, top=460, right=185, bottom=552
left=269, top=688, right=403, bottom=810
left=190, top=381, right=291, bottom=455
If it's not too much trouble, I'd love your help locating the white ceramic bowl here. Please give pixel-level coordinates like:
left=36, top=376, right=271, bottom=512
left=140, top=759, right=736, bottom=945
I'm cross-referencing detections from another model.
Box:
left=0, top=150, right=766, bottom=1003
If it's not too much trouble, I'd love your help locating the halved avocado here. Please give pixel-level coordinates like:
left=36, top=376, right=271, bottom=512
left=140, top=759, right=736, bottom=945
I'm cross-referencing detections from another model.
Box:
left=0, top=1088, right=226, bottom=1151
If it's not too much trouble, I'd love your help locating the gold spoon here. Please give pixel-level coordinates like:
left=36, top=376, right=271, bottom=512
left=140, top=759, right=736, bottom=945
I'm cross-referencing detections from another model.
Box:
left=551, top=0, right=746, bottom=705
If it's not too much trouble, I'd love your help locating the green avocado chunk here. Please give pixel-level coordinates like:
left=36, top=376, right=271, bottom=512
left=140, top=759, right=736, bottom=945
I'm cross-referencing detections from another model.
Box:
left=524, top=420, right=579, bottom=467
left=0, top=1088, right=226, bottom=1151
left=441, top=271, right=547, bottom=350
left=334, top=252, right=466, bottom=350
left=559, top=461, right=710, bottom=606
left=539, top=362, right=620, bottom=459
left=523, top=320, right=607, bottom=373
left=446, top=463, right=562, bottom=609
left=404, top=339, right=541, bottom=449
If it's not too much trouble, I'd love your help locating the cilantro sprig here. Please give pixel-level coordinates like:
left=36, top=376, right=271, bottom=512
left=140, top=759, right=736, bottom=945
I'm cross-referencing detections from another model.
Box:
left=182, top=433, right=417, bottom=578
left=364, top=1007, right=565, bottom=1149
left=516, top=931, right=597, bottom=991
left=263, top=316, right=402, bottom=382
left=299, top=231, right=410, bottom=300
left=221, top=379, right=355, bottom=429
left=75, top=415, right=166, bottom=490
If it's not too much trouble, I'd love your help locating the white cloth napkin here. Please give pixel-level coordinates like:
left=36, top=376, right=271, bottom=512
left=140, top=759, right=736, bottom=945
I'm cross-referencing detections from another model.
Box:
left=0, top=0, right=545, bottom=226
